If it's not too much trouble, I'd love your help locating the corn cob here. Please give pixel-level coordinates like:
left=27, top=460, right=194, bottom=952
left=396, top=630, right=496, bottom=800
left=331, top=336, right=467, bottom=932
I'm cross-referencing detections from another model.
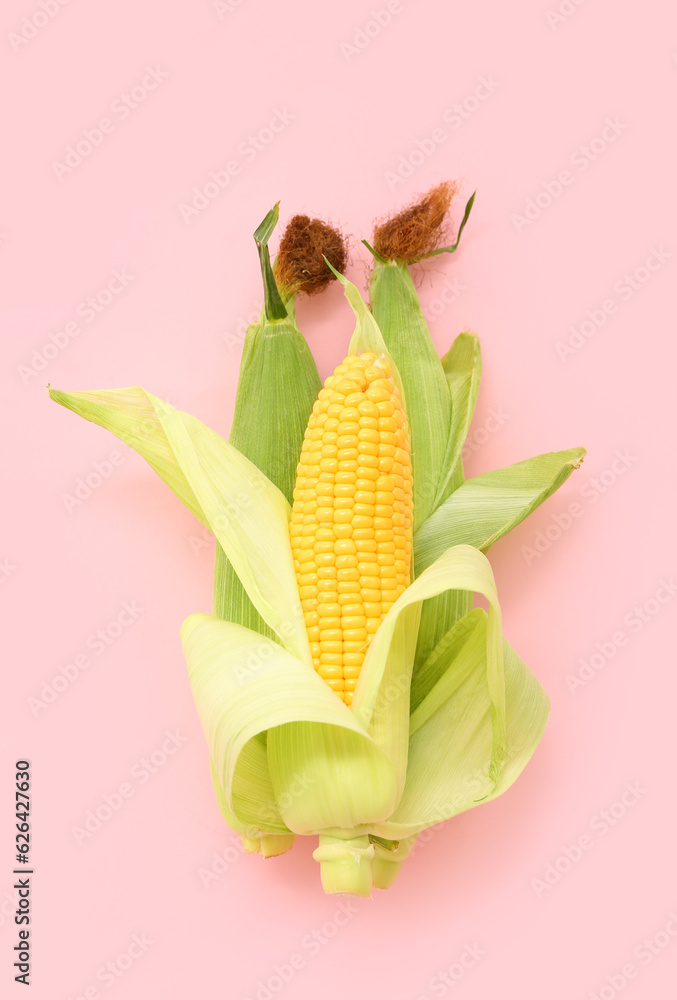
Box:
left=290, top=352, right=413, bottom=704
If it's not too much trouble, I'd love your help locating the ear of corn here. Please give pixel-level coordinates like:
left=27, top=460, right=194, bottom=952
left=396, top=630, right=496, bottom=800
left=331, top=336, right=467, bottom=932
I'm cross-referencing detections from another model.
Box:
left=290, top=352, right=413, bottom=704
left=49, top=191, right=585, bottom=897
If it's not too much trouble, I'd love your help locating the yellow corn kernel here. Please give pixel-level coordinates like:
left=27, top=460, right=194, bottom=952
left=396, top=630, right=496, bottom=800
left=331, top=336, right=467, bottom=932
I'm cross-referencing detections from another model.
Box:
left=290, top=352, right=412, bottom=703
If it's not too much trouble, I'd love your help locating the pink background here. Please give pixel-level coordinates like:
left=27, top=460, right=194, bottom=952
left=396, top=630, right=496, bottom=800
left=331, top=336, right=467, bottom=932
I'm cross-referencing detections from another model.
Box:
left=2, top=1, right=676, bottom=997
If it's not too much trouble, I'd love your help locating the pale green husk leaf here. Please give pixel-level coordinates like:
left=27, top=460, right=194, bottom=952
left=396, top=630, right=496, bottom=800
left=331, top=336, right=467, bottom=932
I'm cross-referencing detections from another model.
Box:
left=415, top=447, right=586, bottom=574
left=434, top=331, right=482, bottom=505
left=49, top=387, right=310, bottom=664
left=369, top=261, right=452, bottom=531
left=182, top=614, right=398, bottom=835
left=213, top=205, right=322, bottom=638
left=414, top=331, right=482, bottom=669
left=215, top=314, right=321, bottom=636
left=410, top=608, right=485, bottom=712
left=372, top=616, right=549, bottom=840
left=183, top=544, right=508, bottom=838
left=352, top=544, right=506, bottom=794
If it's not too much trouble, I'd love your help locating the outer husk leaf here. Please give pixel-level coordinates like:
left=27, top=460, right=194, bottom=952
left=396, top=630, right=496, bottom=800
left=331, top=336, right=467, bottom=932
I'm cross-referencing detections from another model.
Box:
left=373, top=622, right=549, bottom=840
left=369, top=261, right=451, bottom=531
left=209, top=758, right=295, bottom=856
left=352, top=544, right=506, bottom=795
left=434, top=331, right=483, bottom=504
left=49, top=387, right=310, bottom=664
left=414, top=332, right=482, bottom=669
left=182, top=613, right=399, bottom=836
left=413, top=447, right=585, bottom=670
left=410, top=608, right=485, bottom=713
left=215, top=315, right=321, bottom=635
left=415, top=447, right=587, bottom=575
left=213, top=206, right=322, bottom=636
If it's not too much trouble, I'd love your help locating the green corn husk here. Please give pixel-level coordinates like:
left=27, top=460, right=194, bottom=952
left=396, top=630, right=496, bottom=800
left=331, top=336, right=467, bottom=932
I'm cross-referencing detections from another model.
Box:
left=213, top=204, right=323, bottom=638
left=369, top=261, right=451, bottom=532
left=48, top=192, right=585, bottom=897
left=212, top=205, right=348, bottom=855
left=366, top=185, right=585, bottom=675
left=47, top=270, right=558, bottom=897
left=366, top=187, right=478, bottom=672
